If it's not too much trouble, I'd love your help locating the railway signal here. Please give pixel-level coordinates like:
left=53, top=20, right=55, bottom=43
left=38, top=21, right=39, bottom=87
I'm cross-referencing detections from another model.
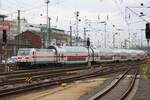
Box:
left=145, top=23, right=150, bottom=39
left=2, top=30, right=9, bottom=72
left=2, top=30, right=7, bottom=45
left=87, top=37, right=91, bottom=66
left=145, top=23, right=150, bottom=49
left=87, top=37, right=90, bottom=47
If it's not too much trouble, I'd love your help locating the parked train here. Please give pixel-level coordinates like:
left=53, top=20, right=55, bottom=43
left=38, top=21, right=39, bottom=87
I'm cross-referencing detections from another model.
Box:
left=16, top=45, right=147, bottom=67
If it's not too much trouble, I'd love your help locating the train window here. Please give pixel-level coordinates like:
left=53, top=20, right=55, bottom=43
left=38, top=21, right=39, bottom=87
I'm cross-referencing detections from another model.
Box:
left=18, top=50, right=30, bottom=56
left=67, top=57, right=86, bottom=61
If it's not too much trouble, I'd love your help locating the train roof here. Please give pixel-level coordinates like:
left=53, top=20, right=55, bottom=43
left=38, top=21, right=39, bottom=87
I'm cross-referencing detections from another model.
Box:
left=93, top=48, right=114, bottom=54
left=18, top=48, right=36, bottom=50
left=18, top=48, right=55, bottom=52
left=48, top=45, right=88, bottom=53
left=112, top=49, right=145, bottom=54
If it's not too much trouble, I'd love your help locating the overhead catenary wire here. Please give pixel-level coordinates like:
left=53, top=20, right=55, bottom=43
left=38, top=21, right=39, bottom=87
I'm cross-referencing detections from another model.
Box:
left=5, top=0, right=25, bottom=9
left=1, top=0, right=61, bottom=17
left=125, top=6, right=149, bottom=23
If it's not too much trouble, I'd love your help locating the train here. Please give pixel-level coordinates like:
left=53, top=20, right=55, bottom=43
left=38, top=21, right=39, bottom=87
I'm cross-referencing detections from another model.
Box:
left=16, top=45, right=147, bottom=67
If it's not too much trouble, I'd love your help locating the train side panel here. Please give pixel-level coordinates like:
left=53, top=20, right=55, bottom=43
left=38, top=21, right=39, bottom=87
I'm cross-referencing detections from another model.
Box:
left=58, top=46, right=89, bottom=64
left=48, top=45, right=91, bottom=65
left=17, top=48, right=56, bottom=66
left=32, top=49, right=56, bottom=64
left=94, top=48, right=114, bottom=63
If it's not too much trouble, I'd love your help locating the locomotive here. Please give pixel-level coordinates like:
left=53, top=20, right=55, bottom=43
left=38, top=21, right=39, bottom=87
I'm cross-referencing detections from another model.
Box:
left=16, top=45, right=147, bottom=67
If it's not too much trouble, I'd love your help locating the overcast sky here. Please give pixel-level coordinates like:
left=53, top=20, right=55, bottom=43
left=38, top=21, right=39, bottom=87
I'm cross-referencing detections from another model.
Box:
left=0, top=0, right=150, bottom=47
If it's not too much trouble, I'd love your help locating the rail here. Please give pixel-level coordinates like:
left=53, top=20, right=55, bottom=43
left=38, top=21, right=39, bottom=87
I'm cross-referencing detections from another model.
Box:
left=88, top=67, right=138, bottom=100
left=0, top=65, right=127, bottom=96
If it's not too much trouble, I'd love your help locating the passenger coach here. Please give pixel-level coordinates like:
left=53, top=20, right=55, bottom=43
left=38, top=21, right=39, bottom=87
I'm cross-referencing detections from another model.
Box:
left=48, top=45, right=92, bottom=65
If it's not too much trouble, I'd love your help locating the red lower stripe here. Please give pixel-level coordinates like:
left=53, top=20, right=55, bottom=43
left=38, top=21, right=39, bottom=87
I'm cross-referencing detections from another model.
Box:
left=32, top=55, right=88, bottom=59
left=31, top=55, right=114, bottom=59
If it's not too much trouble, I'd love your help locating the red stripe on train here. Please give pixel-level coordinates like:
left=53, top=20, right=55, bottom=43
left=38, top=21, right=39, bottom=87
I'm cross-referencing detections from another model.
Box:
left=32, top=55, right=88, bottom=58
left=21, top=55, right=114, bottom=59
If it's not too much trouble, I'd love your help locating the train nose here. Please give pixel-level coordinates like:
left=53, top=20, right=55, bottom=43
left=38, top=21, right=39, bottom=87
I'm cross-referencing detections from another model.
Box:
left=18, top=56, right=29, bottom=62
left=25, top=57, right=30, bottom=61
left=17, top=57, right=22, bottom=61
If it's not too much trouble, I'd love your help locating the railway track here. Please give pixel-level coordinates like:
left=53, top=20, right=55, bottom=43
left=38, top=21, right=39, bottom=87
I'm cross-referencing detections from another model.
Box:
left=0, top=65, right=99, bottom=86
left=88, top=66, right=139, bottom=100
left=0, top=61, right=137, bottom=86
left=0, top=65, right=129, bottom=97
left=0, top=60, right=143, bottom=72
left=0, top=61, right=143, bottom=97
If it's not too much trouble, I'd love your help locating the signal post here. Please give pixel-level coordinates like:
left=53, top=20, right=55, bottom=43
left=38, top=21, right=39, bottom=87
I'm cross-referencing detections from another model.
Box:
left=2, top=30, right=8, bottom=72
left=145, top=23, right=150, bottom=51
left=87, top=38, right=91, bottom=67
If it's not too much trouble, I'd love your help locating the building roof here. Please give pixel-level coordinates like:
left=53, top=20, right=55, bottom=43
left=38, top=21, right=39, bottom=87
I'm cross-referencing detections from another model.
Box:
left=51, top=28, right=64, bottom=32
left=0, top=14, right=7, bottom=18
left=16, top=31, right=42, bottom=48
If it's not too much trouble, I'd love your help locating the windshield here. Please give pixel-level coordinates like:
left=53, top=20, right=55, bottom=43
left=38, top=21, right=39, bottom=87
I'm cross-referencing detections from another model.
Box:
left=17, top=50, right=30, bottom=56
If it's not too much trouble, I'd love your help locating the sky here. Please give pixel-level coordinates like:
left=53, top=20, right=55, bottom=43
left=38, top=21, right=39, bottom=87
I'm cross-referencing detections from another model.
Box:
left=0, top=0, right=150, bottom=48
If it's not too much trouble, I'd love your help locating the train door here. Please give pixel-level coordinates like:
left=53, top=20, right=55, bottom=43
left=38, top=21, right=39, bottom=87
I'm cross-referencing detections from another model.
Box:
left=48, top=46, right=58, bottom=64
left=90, top=47, right=94, bottom=63
left=32, top=50, right=36, bottom=64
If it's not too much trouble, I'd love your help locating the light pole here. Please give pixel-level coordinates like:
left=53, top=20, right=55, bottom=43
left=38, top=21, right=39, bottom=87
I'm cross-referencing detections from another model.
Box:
left=70, top=25, right=72, bottom=46
left=124, top=39, right=128, bottom=49
left=104, top=22, right=107, bottom=48
left=113, top=33, right=118, bottom=48
left=140, top=29, right=144, bottom=48
left=45, top=0, right=50, bottom=48
left=100, top=21, right=107, bottom=48
left=121, top=42, right=124, bottom=48
left=112, top=25, right=115, bottom=48
left=75, top=11, right=79, bottom=46
left=132, top=33, right=137, bottom=48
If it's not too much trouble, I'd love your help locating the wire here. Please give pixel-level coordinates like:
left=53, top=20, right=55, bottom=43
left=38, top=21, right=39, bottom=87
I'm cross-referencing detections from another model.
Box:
left=5, top=0, right=25, bottom=8
left=13, top=0, right=31, bottom=6
left=113, top=0, right=125, bottom=20
left=3, top=0, right=61, bottom=16
left=22, top=4, right=45, bottom=13
left=126, top=7, right=149, bottom=23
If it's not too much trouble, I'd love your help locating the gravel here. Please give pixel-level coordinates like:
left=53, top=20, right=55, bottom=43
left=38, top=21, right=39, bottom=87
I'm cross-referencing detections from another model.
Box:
left=0, top=96, right=11, bottom=100
left=132, top=77, right=150, bottom=100
left=77, top=74, right=119, bottom=100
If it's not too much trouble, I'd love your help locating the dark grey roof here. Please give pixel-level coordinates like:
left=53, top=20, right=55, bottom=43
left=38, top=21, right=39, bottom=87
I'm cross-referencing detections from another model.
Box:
left=51, top=28, right=64, bottom=32
left=0, top=14, right=7, bottom=18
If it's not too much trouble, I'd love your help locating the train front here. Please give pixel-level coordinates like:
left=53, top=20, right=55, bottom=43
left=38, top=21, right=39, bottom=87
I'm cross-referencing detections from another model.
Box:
left=17, top=48, right=34, bottom=66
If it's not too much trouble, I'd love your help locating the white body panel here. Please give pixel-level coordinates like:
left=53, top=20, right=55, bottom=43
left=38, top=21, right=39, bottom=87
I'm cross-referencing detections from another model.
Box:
left=16, top=46, right=146, bottom=67
left=54, top=46, right=89, bottom=64
left=93, top=48, right=114, bottom=62
left=17, top=48, right=55, bottom=65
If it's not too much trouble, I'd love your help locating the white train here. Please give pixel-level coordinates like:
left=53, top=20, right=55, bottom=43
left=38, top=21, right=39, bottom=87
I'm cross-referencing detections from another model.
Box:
left=16, top=45, right=147, bottom=67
